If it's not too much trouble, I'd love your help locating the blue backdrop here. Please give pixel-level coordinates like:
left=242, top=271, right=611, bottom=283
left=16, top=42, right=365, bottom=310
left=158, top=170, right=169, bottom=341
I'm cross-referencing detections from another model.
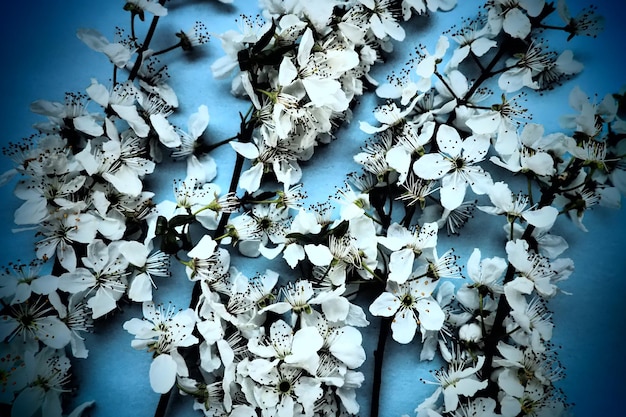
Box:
left=0, top=1, right=625, bottom=416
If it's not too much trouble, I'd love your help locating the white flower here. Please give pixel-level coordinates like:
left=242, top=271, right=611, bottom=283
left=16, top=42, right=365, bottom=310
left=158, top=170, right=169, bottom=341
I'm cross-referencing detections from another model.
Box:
left=456, top=248, right=506, bottom=311
left=494, top=341, right=562, bottom=392
left=510, top=222, right=569, bottom=259
left=137, top=94, right=181, bottom=148
left=378, top=222, right=439, bottom=284
left=489, top=123, right=559, bottom=177
left=401, top=0, right=457, bottom=19
left=487, top=0, right=545, bottom=39
left=413, top=125, right=493, bottom=210
left=556, top=0, right=605, bottom=39
left=238, top=360, right=322, bottom=417
left=211, top=14, right=272, bottom=79
left=76, top=28, right=134, bottom=68
left=10, top=347, right=71, bottom=417
left=560, top=86, right=617, bottom=137
left=448, top=16, right=497, bottom=69
left=312, top=315, right=366, bottom=370
left=0, top=297, right=72, bottom=352
left=361, top=0, right=406, bottom=41
left=335, top=182, right=371, bottom=221
left=86, top=79, right=150, bottom=138
left=0, top=261, right=57, bottom=305
left=499, top=379, right=565, bottom=417
left=247, top=319, right=323, bottom=374
left=466, top=94, right=527, bottom=155
left=282, top=209, right=325, bottom=268
left=369, top=277, right=445, bottom=344
left=30, top=92, right=103, bottom=137
left=478, top=181, right=559, bottom=229
left=505, top=295, right=554, bottom=352
left=58, top=240, right=129, bottom=319
left=74, top=135, right=154, bottom=197
left=185, top=234, right=231, bottom=285
left=13, top=172, right=86, bottom=226
left=123, top=301, right=198, bottom=393
left=58, top=292, right=93, bottom=359
left=359, top=97, right=419, bottom=135
left=260, top=280, right=316, bottom=323
left=424, top=346, right=488, bottom=412
left=172, top=104, right=217, bottom=184
left=124, top=0, right=168, bottom=18
left=278, top=28, right=359, bottom=112
left=416, top=35, right=449, bottom=79
left=505, top=239, right=558, bottom=298
left=121, top=241, right=170, bottom=302
left=34, top=205, right=99, bottom=272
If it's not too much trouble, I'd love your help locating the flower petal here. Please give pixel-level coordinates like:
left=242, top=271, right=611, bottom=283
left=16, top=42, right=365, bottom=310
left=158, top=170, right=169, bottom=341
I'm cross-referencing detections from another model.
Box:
left=390, top=309, right=417, bottom=344
left=150, top=354, right=177, bottom=393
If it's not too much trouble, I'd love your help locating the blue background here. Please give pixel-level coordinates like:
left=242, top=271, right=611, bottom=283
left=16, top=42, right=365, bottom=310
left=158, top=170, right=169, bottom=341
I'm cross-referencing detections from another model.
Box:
left=1, top=1, right=625, bottom=416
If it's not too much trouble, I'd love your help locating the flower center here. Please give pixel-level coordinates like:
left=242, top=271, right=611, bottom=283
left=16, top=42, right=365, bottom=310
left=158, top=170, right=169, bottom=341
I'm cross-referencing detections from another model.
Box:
left=401, top=294, right=414, bottom=307
left=278, top=380, right=291, bottom=394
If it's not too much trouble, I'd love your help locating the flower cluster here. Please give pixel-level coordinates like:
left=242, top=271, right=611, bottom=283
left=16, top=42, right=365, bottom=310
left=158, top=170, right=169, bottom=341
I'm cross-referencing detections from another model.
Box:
left=0, top=1, right=623, bottom=417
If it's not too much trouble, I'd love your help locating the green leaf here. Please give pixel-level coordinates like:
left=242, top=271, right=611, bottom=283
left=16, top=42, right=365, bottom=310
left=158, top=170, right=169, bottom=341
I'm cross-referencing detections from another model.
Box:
left=155, top=216, right=168, bottom=236
left=168, top=214, right=195, bottom=228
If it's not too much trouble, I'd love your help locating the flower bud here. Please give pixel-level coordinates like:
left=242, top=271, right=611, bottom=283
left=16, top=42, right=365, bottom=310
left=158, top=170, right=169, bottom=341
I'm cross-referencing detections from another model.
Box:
left=459, top=322, right=483, bottom=343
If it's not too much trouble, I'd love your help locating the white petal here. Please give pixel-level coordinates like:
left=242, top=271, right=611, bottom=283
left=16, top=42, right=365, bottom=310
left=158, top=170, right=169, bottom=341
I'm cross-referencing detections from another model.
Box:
left=304, top=244, right=334, bottom=266
left=505, top=239, right=532, bottom=272
left=413, top=153, right=452, bottom=180
left=86, top=79, right=110, bottom=107
left=37, top=316, right=72, bottom=349
left=522, top=206, right=558, bottom=228
left=12, top=387, right=45, bottom=417
left=388, top=248, right=415, bottom=284
left=415, top=298, right=445, bottom=331
left=466, top=248, right=482, bottom=280
left=88, top=289, right=122, bottom=319
left=330, top=327, right=365, bottom=368
left=73, top=115, right=103, bottom=137
left=14, top=198, right=48, bottom=225
left=102, top=166, right=142, bottom=197
left=283, top=244, right=305, bottom=268
left=128, top=273, right=153, bottom=302
left=150, top=354, right=177, bottom=393
left=120, top=241, right=149, bottom=267
left=229, top=141, right=259, bottom=159
left=503, top=8, right=531, bottom=39
left=144, top=1, right=168, bottom=16
left=188, top=105, right=209, bottom=139
left=286, top=327, right=323, bottom=367
left=437, top=124, right=463, bottom=156
left=472, top=37, right=497, bottom=56
left=297, top=28, right=315, bottom=67
left=76, top=28, right=109, bottom=52
left=498, top=368, right=525, bottom=397
left=188, top=235, right=217, bottom=258
left=101, top=43, right=132, bottom=68
left=278, top=57, right=298, bottom=86
left=239, top=164, right=264, bottom=193
left=369, top=292, right=400, bottom=317
left=466, top=111, right=500, bottom=135
left=454, top=377, right=488, bottom=396
left=319, top=294, right=350, bottom=323
left=31, top=275, right=59, bottom=295
left=150, top=114, right=181, bottom=147
left=390, top=309, right=417, bottom=344
left=525, top=153, right=555, bottom=176
left=440, top=173, right=468, bottom=210
left=112, top=105, right=150, bottom=138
